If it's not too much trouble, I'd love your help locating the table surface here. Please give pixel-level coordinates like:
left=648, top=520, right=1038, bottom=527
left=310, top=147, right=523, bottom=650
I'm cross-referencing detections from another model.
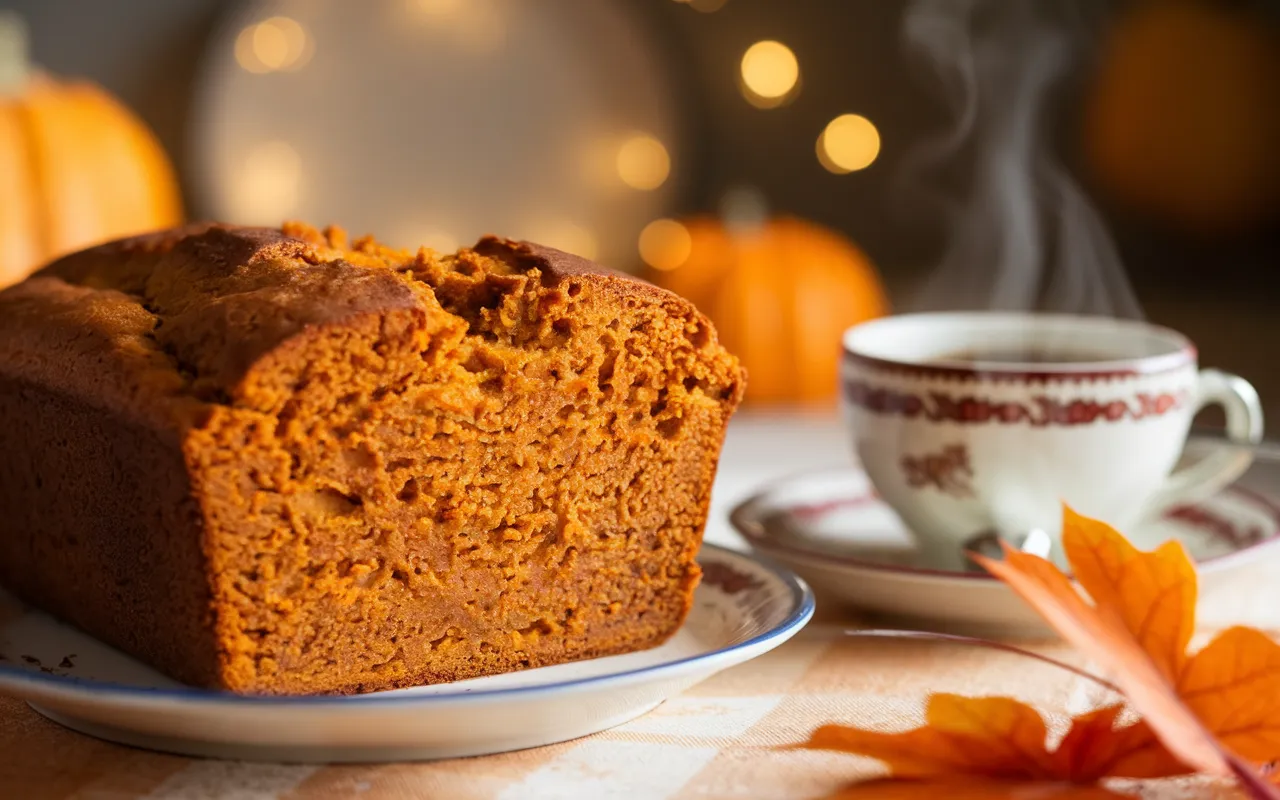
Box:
left=0, top=413, right=1261, bottom=799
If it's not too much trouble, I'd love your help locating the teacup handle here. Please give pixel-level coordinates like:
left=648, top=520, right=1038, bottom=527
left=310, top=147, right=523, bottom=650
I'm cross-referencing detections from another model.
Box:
left=1142, top=369, right=1264, bottom=516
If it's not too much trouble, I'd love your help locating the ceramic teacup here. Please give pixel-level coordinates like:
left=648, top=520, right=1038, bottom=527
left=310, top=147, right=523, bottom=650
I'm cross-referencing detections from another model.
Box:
left=840, top=312, right=1264, bottom=568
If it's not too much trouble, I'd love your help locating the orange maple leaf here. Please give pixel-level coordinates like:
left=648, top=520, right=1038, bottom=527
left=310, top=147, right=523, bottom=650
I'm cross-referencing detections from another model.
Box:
left=1054, top=509, right=1280, bottom=762
left=972, top=504, right=1280, bottom=773
left=974, top=506, right=1280, bottom=795
left=800, top=693, right=1165, bottom=798
left=1059, top=509, right=1196, bottom=684
left=825, top=779, right=1130, bottom=799
left=1178, top=627, right=1280, bottom=763
left=806, top=696, right=1163, bottom=782
left=973, top=526, right=1223, bottom=777
left=802, top=506, right=1280, bottom=798
left=1057, top=511, right=1280, bottom=764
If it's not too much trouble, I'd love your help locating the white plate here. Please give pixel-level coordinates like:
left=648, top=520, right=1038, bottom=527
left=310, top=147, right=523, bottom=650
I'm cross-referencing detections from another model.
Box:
left=731, top=467, right=1280, bottom=637
left=0, top=544, right=812, bottom=763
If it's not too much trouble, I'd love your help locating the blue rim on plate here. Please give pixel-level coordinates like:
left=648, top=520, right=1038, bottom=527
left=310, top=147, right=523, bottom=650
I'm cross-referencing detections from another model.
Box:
left=0, top=543, right=814, bottom=707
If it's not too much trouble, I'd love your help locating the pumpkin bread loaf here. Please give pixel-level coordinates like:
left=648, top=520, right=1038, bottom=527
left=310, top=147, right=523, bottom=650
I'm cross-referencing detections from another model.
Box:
left=0, top=223, right=744, bottom=695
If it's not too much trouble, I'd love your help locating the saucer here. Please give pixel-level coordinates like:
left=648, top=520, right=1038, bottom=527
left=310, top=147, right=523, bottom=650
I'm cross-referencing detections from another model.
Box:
left=730, top=467, right=1280, bottom=637
left=0, top=545, right=812, bottom=763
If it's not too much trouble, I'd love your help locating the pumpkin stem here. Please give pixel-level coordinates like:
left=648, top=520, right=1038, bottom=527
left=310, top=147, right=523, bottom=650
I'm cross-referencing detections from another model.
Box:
left=720, top=185, right=770, bottom=237
left=0, top=11, right=30, bottom=95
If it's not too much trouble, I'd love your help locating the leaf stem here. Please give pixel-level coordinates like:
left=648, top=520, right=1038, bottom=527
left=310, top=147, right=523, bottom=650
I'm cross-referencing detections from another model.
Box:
left=841, top=628, right=1124, bottom=695
left=1229, top=753, right=1280, bottom=800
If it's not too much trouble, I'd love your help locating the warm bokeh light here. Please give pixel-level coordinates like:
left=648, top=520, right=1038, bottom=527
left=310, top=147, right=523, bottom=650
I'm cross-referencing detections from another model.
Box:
left=234, top=26, right=266, bottom=73
left=533, top=221, right=599, bottom=260
left=410, top=0, right=463, bottom=18
left=616, top=134, right=671, bottom=191
left=685, top=0, right=729, bottom=12
left=407, top=0, right=504, bottom=53
left=422, top=230, right=460, bottom=254
left=817, top=114, right=881, bottom=174
left=231, top=141, right=302, bottom=222
left=459, top=0, right=506, bottom=54
left=638, top=219, right=693, bottom=271
left=235, top=16, right=312, bottom=74
left=394, top=225, right=460, bottom=254
left=740, top=41, right=799, bottom=108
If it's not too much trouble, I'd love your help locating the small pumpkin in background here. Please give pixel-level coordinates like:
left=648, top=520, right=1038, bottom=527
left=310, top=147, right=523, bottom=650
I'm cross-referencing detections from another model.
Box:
left=0, top=12, right=182, bottom=287
left=1083, top=0, right=1280, bottom=233
left=645, top=215, right=888, bottom=406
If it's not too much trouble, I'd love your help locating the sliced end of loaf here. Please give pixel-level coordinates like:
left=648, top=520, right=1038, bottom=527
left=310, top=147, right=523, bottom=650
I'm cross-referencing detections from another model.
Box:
left=182, top=224, right=744, bottom=693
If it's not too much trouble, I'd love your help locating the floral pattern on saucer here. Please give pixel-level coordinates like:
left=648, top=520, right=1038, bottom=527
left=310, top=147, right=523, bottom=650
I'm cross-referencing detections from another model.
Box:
left=732, top=467, right=1280, bottom=636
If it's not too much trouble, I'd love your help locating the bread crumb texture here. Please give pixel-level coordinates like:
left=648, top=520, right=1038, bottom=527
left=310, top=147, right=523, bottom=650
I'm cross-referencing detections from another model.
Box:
left=0, top=222, right=744, bottom=694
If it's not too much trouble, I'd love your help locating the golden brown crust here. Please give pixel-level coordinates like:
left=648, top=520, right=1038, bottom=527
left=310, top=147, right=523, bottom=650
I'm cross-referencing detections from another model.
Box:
left=0, top=223, right=745, bottom=694
left=475, top=236, right=659, bottom=290
left=33, top=224, right=430, bottom=407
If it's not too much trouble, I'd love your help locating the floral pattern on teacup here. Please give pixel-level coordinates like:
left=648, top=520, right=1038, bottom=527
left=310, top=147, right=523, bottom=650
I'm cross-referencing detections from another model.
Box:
left=902, top=443, right=975, bottom=498
left=845, top=379, right=1190, bottom=427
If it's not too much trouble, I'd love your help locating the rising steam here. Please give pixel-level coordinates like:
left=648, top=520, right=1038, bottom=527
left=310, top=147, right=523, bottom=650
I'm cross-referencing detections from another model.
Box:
left=899, top=0, right=1143, bottom=320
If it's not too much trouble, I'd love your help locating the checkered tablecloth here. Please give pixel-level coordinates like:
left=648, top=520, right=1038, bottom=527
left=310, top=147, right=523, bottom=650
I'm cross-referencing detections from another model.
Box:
left=0, top=621, right=1244, bottom=799
left=0, top=415, right=1256, bottom=799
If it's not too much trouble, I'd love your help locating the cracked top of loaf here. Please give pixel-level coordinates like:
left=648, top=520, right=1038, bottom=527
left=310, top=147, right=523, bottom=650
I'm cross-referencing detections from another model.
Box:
left=0, top=222, right=742, bottom=434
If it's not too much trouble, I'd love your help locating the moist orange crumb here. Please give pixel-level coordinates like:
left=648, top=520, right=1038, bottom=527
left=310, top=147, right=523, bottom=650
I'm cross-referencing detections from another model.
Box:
left=0, top=222, right=744, bottom=694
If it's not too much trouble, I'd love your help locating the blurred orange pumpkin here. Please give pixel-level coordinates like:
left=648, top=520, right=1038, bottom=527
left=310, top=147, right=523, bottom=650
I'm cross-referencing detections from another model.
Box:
left=646, top=216, right=888, bottom=406
left=1083, top=0, right=1280, bottom=233
left=0, top=13, right=182, bottom=286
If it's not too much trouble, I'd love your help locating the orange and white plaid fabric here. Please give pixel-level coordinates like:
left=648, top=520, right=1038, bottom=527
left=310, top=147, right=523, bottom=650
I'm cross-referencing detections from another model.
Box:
left=0, top=619, right=1247, bottom=799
